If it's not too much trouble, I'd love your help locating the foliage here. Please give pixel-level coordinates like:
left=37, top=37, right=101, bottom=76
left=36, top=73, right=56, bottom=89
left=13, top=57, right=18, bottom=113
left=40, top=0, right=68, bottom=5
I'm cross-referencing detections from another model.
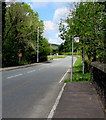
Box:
left=64, top=56, right=91, bottom=83
left=2, top=2, right=51, bottom=67
left=73, top=56, right=91, bottom=82
left=50, top=44, right=59, bottom=54
left=47, top=55, right=66, bottom=61
left=59, top=2, right=106, bottom=63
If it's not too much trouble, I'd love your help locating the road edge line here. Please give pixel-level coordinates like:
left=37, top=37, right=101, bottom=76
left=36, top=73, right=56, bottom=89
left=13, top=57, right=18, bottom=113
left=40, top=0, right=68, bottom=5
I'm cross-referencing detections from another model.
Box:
left=59, top=69, right=70, bottom=83
left=59, top=57, right=77, bottom=83
left=47, top=83, right=66, bottom=119
left=47, top=57, right=77, bottom=119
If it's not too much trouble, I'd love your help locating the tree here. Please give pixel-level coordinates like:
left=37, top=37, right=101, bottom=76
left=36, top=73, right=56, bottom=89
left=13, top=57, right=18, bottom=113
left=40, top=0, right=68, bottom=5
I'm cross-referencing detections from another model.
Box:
left=2, top=2, right=51, bottom=67
left=59, top=2, right=105, bottom=63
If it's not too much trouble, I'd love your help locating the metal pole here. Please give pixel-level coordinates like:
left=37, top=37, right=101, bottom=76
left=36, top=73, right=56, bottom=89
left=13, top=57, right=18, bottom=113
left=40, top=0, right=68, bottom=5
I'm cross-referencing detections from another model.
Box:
left=82, top=46, right=84, bottom=74
left=19, top=49, right=21, bottom=64
left=37, top=27, right=39, bottom=63
left=71, top=36, right=74, bottom=82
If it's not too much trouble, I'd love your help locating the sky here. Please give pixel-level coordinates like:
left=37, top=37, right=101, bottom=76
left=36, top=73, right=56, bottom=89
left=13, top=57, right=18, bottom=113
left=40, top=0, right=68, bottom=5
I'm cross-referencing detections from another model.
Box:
left=13, top=1, right=74, bottom=44
left=25, top=2, right=74, bottom=45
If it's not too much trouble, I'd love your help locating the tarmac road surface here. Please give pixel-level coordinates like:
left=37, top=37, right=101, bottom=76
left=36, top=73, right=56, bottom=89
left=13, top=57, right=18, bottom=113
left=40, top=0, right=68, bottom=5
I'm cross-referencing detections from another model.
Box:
left=2, top=56, right=76, bottom=118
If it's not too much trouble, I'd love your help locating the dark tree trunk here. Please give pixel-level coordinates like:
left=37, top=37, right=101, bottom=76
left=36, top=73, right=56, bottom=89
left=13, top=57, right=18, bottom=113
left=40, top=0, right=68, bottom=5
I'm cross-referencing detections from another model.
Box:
left=2, top=2, right=6, bottom=40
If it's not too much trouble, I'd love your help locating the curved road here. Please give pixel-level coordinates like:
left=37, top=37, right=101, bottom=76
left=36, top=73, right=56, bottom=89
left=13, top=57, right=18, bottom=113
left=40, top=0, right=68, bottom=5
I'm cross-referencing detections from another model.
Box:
left=2, top=56, right=76, bottom=118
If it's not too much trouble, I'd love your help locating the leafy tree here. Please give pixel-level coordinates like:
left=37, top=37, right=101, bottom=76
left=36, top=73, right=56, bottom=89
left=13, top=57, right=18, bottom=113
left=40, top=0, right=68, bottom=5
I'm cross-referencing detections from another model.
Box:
left=59, top=2, right=105, bottom=63
left=2, top=2, right=51, bottom=67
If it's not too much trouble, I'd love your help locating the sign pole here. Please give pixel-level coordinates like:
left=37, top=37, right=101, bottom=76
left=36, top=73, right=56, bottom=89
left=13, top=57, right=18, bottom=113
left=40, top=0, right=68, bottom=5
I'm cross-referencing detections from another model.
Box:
left=37, top=27, right=39, bottom=63
left=19, top=49, right=21, bottom=65
left=18, top=49, right=22, bottom=65
left=70, top=36, right=79, bottom=82
left=71, top=36, right=74, bottom=82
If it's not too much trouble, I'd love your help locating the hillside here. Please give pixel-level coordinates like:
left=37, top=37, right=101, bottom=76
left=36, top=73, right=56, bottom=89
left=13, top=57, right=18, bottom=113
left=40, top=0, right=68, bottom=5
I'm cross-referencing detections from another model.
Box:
left=50, top=44, right=59, bottom=50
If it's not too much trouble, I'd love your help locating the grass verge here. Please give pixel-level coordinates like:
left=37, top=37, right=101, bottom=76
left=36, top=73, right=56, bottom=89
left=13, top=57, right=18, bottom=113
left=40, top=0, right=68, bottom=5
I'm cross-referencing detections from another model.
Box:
left=64, top=56, right=91, bottom=83
left=48, top=55, right=66, bottom=61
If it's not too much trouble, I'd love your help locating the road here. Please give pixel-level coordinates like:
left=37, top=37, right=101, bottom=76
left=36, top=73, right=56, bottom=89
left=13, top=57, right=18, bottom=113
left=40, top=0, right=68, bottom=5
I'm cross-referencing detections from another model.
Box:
left=2, top=56, right=76, bottom=118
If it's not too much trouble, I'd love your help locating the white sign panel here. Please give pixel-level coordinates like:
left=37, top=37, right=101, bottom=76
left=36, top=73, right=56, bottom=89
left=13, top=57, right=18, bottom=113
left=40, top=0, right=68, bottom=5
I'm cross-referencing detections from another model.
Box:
left=74, top=37, right=80, bottom=43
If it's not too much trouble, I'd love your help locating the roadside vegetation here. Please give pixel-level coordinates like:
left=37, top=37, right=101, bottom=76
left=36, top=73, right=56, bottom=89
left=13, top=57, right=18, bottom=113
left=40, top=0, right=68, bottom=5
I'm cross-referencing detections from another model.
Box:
left=59, top=2, right=105, bottom=82
left=2, top=1, right=105, bottom=70
left=64, top=55, right=91, bottom=83
left=47, top=55, right=66, bottom=61
left=59, top=2, right=105, bottom=64
left=2, top=2, right=52, bottom=67
left=73, top=56, right=91, bottom=82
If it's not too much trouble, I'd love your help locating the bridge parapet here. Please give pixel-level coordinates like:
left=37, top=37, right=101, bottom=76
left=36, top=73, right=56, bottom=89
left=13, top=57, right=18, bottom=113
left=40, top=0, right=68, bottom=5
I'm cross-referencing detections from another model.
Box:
left=91, top=62, right=106, bottom=112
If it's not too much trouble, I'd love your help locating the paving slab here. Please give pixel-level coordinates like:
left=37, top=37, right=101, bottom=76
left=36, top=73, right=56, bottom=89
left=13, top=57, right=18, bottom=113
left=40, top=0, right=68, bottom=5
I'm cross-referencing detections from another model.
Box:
left=53, top=82, right=104, bottom=119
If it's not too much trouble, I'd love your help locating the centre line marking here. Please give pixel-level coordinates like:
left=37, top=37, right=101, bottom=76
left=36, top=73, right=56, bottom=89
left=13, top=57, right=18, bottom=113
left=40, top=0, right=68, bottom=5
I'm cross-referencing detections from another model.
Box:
left=27, top=70, right=35, bottom=73
left=38, top=67, right=44, bottom=70
left=7, top=74, right=23, bottom=79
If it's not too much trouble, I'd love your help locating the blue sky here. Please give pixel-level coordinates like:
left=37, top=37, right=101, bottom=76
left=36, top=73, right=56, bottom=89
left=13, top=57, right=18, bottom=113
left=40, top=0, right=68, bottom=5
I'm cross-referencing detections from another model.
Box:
left=31, top=2, right=73, bottom=20
left=21, top=2, right=74, bottom=45
left=28, top=2, right=74, bottom=45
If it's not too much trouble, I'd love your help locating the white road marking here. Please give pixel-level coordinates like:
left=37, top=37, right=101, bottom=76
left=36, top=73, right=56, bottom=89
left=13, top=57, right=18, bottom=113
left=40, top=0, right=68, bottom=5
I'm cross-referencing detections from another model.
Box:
left=47, top=58, right=77, bottom=118
left=59, top=69, right=70, bottom=83
left=27, top=70, right=35, bottom=73
left=38, top=68, right=41, bottom=70
left=7, top=74, right=23, bottom=79
left=70, top=58, right=77, bottom=68
left=47, top=83, right=66, bottom=119
left=42, top=64, right=49, bottom=66
left=39, top=68, right=44, bottom=70
left=51, top=65, right=54, bottom=67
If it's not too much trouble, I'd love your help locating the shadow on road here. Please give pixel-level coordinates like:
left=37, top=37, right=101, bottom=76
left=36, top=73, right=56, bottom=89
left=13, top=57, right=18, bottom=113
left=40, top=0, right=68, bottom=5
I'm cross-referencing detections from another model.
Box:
left=44, top=61, right=52, bottom=64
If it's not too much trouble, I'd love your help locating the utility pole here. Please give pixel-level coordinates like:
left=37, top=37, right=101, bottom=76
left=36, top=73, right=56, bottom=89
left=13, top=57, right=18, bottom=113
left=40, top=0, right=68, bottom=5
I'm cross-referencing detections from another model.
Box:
left=82, top=46, right=85, bottom=74
left=37, top=26, right=39, bottom=63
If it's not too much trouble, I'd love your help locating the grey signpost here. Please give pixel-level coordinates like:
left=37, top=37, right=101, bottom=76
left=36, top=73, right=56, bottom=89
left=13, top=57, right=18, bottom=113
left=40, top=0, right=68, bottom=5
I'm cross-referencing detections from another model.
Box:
left=70, top=36, right=74, bottom=82
left=70, top=36, right=79, bottom=82
left=37, top=26, right=39, bottom=63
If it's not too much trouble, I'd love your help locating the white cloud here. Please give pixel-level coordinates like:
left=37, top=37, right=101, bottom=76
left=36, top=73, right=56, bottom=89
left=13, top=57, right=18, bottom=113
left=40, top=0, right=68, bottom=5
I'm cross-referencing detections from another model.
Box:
left=43, top=8, right=69, bottom=44
left=43, top=7, right=71, bottom=38
left=15, top=0, right=89, bottom=2
left=48, top=38, right=63, bottom=45
left=27, top=2, right=48, bottom=9
left=15, top=0, right=79, bottom=2
left=53, top=7, right=71, bottom=22
left=48, top=32, right=64, bottom=45
left=43, top=21, right=63, bottom=44
left=44, top=21, right=58, bottom=31
left=43, top=21, right=58, bottom=37
left=8, top=0, right=99, bottom=2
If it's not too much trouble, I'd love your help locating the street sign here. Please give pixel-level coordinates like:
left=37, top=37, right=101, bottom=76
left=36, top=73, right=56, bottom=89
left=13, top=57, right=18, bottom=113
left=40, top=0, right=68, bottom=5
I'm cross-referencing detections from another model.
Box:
left=74, top=37, right=79, bottom=42
left=18, top=53, right=22, bottom=57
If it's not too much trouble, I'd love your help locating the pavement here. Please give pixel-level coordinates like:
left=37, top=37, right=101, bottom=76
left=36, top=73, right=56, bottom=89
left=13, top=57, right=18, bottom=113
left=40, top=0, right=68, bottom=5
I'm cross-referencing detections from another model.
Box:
left=53, top=82, right=105, bottom=119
